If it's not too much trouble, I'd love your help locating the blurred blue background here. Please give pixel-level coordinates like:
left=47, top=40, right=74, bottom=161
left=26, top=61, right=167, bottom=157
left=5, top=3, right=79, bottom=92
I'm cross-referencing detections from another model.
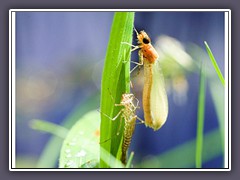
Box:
left=15, top=11, right=225, bottom=168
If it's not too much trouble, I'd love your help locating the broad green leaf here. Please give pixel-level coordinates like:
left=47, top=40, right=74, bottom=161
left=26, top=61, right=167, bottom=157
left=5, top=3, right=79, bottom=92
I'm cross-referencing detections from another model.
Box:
left=59, top=110, right=100, bottom=168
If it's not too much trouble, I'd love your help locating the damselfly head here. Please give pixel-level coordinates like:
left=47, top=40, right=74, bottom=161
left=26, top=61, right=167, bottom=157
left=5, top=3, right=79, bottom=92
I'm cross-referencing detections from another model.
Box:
left=137, top=31, right=151, bottom=45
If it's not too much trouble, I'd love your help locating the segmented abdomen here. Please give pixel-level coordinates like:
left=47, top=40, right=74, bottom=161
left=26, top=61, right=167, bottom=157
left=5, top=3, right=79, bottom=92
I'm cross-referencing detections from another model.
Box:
left=121, top=116, right=137, bottom=164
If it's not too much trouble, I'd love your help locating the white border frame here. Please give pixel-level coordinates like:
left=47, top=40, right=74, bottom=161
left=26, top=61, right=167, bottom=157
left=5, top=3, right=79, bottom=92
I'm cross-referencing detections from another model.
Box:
left=9, top=9, right=231, bottom=171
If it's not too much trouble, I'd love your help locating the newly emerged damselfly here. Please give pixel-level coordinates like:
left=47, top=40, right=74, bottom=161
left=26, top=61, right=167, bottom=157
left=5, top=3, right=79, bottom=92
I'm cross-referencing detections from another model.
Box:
left=123, top=28, right=168, bottom=131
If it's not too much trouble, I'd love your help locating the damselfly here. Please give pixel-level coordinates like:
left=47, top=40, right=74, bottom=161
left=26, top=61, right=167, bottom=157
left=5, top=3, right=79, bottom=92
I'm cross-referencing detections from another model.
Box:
left=124, top=29, right=168, bottom=131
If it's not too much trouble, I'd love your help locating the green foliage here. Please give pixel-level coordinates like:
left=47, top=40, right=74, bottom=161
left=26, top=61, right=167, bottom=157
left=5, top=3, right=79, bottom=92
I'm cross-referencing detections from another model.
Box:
left=33, top=12, right=135, bottom=169
left=188, top=43, right=225, bottom=167
left=59, top=110, right=100, bottom=168
left=125, top=152, right=134, bottom=168
left=194, top=42, right=226, bottom=168
left=30, top=18, right=226, bottom=169
left=196, top=59, right=206, bottom=168
left=58, top=109, right=124, bottom=168
left=204, top=41, right=225, bottom=86
left=30, top=119, right=69, bottom=139
left=58, top=12, right=135, bottom=168
left=100, top=12, right=135, bottom=167
left=204, top=41, right=225, bottom=158
left=138, top=129, right=223, bottom=168
left=36, top=93, right=100, bottom=168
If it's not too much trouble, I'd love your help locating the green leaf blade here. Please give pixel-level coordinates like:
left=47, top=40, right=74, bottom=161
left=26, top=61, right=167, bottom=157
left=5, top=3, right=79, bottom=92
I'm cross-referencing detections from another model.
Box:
left=196, top=60, right=206, bottom=168
left=100, top=12, right=135, bottom=168
left=30, top=119, right=69, bottom=139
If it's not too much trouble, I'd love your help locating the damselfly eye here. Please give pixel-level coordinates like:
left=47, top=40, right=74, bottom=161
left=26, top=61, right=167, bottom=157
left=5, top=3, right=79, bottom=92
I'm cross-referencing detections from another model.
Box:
left=143, top=38, right=150, bottom=44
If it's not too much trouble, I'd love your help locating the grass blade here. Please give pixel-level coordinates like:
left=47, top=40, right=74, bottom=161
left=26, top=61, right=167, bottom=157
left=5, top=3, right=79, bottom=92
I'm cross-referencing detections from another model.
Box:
left=30, top=119, right=69, bottom=139
left=125, top=151, right=134, bottom=168
left=204, top=41, right=225, bottom=159
left=204, top=41, right=225, bottom=86
left=100, top=12, right=134, bottom=167
left=195, top=59, right=206, bottom=168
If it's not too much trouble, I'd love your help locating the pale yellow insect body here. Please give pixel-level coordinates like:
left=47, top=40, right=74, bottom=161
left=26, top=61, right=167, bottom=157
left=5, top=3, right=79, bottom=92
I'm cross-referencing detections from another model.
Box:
left=136, top=30, right=168, bottom=131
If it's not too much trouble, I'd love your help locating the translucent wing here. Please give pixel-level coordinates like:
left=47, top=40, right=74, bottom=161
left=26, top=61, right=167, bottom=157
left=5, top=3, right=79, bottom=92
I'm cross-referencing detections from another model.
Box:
left=150, top=60, right=168, bottom=130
